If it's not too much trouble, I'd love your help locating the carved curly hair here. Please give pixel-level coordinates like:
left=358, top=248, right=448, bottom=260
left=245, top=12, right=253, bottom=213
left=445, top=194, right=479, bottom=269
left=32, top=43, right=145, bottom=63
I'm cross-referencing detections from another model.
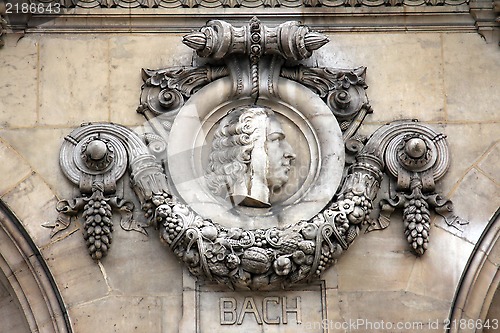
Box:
left=206, top=105, right=272, bottom=196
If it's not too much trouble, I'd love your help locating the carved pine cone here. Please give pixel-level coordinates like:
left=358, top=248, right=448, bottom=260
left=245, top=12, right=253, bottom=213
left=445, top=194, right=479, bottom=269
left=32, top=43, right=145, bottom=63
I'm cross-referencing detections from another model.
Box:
left=278, top=238, right=299, bottom=255
left=208, top=261, right=230, bottom=277
left=82, top=198, right=113, bottom=260
left=404, top=198, right=430, bottom=255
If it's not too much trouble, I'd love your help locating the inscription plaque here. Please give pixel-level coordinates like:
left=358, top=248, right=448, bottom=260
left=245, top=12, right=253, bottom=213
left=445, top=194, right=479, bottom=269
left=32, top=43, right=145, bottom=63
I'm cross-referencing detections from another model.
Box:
left=197, top=281, right=326, bottom=333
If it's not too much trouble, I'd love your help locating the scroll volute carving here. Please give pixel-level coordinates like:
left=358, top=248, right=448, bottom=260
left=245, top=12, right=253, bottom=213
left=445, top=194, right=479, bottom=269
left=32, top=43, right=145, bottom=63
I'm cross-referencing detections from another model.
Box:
left=363, top=121, right=468, bottom=255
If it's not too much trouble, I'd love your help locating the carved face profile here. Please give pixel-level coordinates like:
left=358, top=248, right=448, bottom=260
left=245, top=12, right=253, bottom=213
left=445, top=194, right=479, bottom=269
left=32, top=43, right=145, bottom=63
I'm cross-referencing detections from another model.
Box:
left=206, top=105, right=296, bottom=208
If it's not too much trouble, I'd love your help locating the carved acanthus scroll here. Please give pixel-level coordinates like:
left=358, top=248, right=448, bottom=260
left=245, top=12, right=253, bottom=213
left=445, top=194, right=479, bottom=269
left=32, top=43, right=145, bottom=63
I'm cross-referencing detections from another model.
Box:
left=280, top=65, right=371, bottom=139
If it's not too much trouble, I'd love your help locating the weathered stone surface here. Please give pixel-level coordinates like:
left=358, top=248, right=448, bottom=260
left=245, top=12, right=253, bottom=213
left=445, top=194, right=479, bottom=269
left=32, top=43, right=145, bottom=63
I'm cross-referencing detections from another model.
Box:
left=1, top=174, right=59, bottom=248
left=442, top=33, right=500, bottom=122
left=440, top=168, right=500, bottom=243
left=0, top=36, right=38, bottom=129
left=38, top=36, right=110, bottom=126
left=41, top=231, right=110, bottom=307
left=0, top=284, right=30, bottom=333
left=338, top=290, right=451, bottom=332
left=485, top=230, right=500, bottom=267
left=7, top=262, right=53, bottom=329
left=178, top=271, right=197, bottom=333
left=318, top=34, right=445, bottom=123
left=70, top=296, right=164, bottom=333
left=485, top=288, right=500, bottom=333
left=461, top=258, right=498, bottom=320
left=109, top=35, right=191, bottom=127
left=0, top=223, right=28, bottom=278
left=0, top=139, right=32, bottom=196
left=335, top=218, right=416, bottom=292
left=441, top=123, right=499, bottom=195
left=406, top=227, right=474, bottom=302
left=161, top=293, right=183, bottom=333
left=477, top=142, right=500, bottom=184
left=324, top=287, right=345, bottom=331
left=101, top=226, right=183, bottom=296
left=0, top=127, right=75, bottom=198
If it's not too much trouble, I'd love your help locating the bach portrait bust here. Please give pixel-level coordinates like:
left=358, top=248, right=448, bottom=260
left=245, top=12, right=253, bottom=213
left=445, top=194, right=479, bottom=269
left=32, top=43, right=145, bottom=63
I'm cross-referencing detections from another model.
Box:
left=206, top=105, right=296, bottom=208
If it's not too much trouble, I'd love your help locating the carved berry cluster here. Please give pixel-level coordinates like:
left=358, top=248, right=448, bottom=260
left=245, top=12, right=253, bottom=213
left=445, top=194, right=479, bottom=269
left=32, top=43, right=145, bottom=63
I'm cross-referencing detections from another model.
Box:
left=404, top=198, right=431, bottom=255
left=82, top=186, right=113, bottom=260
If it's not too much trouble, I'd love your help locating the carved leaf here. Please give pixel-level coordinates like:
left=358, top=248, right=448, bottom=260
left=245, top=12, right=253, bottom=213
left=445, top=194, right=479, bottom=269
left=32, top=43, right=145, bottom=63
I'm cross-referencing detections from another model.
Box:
left=43, top=214, right=72, bottom=238
left=141, top=0, right=162, bottom=6
left=166, top=67, right=212, bottom=96
left=263, top=0, right=281, bottom=6
left=303, top=0, right=321, bottom=6
left=281, top=66, right=368, bottom=98
left=179, top=0, right=202, bottom=7
left=120, top=216, right=149, bottom=235
left=220, top=0, right=242, bottom=7
left=99, top=0, right=116, bottom=8
left=427, top=0, right=445, bottom=4
left=428, top=194, right=469, bottom=232
left=142, top=66, right=229, bottom=97
left=110, top=197, right=149, bottom=235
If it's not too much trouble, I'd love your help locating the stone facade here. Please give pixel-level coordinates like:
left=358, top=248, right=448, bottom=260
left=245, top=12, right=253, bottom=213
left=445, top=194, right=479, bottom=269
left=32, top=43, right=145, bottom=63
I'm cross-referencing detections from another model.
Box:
left=0, top=6, right=499, bottom=333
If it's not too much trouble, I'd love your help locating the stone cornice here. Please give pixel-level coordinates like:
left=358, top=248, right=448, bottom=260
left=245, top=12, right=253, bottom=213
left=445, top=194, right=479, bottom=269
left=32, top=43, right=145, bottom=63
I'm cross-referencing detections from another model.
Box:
left=1, top=0, right=498, bottom=43
left=33, top=0, right=470, bottom=8
left=15, top=6, right=477, bottom=32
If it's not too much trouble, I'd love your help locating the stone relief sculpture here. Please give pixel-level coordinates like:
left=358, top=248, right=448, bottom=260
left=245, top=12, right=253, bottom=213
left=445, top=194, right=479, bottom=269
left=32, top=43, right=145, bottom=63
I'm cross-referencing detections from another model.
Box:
left=206, top=105, right=296, bottom=208
left=46, top=18, right=467, bottom=290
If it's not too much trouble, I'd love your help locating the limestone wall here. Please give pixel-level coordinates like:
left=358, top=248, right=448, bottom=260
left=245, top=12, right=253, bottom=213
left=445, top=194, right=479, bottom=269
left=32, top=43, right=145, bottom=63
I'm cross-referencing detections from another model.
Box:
left=0, top=30, right=498, bottom=332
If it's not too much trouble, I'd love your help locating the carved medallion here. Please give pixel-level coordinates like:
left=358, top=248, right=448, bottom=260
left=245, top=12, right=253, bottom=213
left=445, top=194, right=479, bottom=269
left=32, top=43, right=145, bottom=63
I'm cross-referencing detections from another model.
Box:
left=47, top=18, right=467, bottom=290
left=205, top=105, right=296, bottom=208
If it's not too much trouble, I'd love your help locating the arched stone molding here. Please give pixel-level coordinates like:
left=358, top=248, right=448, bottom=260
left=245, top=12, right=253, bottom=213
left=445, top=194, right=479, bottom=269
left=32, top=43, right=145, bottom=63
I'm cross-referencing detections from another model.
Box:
left=0, top=201, right=73, bottom=333
left=449, top=208, right=500, bottom=332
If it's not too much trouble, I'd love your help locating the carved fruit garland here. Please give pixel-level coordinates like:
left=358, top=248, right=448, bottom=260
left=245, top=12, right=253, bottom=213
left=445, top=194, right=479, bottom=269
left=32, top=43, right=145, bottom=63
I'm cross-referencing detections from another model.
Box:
left=142, top=182, right=376, bottom=290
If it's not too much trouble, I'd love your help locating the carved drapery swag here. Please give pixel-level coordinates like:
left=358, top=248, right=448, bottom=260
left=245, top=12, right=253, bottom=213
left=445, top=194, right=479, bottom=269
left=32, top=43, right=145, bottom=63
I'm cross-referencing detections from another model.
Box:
left=46, top=18, right=466, bottom=290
